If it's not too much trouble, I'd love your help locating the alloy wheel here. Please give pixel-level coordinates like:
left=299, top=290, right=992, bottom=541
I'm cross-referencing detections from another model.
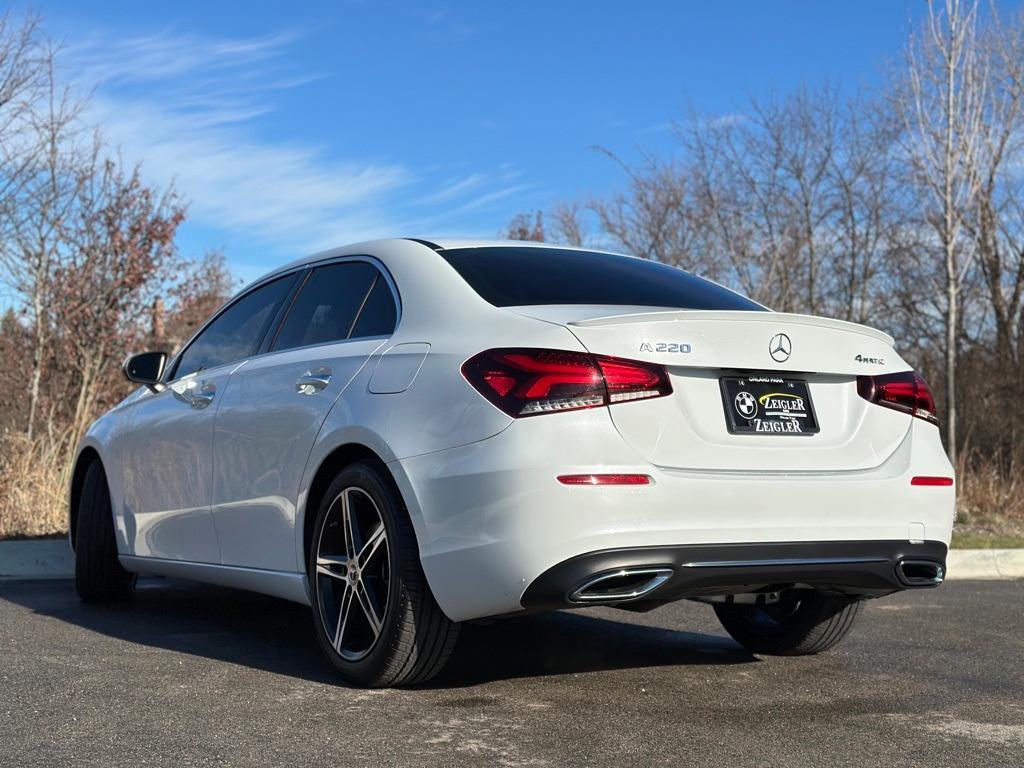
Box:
left=315, top=487, right=391, bottom=661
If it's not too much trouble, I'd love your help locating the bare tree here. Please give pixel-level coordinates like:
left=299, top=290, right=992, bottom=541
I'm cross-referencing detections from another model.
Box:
left=0, top=10, right=46, bottom=213
left=51, top=152, right=185, bottom=448
left=502, top=210, right=546, bottom=242
left=160, top=249, right=237, bottom=352
left=946, top=7, right=1024, bottom=459
left=588, top=87, right=898, bottom=318
left=896, top=0, right=988, bottom=464
left=0, top=13, right=242, bottom=537
left=825, top=99, right=903, bottom=325
left=590, top=148, right=702, bottom=268
left=0, top=42, right=86, bottom=439
left=549, top=202, right=587, bottom=247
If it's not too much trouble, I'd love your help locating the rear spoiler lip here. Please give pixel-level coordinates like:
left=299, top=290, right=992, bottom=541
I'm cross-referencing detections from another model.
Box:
left=568, top=309, right=895, bottom=347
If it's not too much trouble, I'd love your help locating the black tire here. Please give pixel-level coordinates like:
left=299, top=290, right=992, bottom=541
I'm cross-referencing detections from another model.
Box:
left=74, top=461, right=135, bottom=602
left=308, top=462, right=459, bottom=687
left=713, top=590, right=861, bottom=656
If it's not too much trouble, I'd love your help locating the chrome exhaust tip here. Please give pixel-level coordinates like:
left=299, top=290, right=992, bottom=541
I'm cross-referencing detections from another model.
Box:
left=569, top=567, right=674, bottom=603
left=896, top=559, right=944, bottom=587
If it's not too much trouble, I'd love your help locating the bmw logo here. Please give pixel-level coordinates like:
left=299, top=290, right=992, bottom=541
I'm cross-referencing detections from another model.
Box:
left=734, top=391, right=758, bottom=419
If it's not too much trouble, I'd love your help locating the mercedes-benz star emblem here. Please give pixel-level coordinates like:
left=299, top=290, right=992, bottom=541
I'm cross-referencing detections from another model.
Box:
left=769, top=333, right=792, bottom=363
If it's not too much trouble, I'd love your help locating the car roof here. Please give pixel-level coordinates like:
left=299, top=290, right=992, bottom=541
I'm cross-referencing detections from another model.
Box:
left=419, top=238, right=623, bottom=253
left=256, top=238, right=635, bottom=283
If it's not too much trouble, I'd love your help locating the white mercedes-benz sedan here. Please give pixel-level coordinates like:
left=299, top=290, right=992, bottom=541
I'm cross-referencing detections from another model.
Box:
left=70, top=238, right=955, bottom=686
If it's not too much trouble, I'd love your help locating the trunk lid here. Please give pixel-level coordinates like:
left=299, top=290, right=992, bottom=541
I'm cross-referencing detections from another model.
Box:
left=511, top=306, right=914, bottom=472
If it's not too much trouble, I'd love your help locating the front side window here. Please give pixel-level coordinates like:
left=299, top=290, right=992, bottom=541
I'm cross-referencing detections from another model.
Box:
left=272, top=261, right=394, bottom=352
left=173, top=275, right=294, bottom=379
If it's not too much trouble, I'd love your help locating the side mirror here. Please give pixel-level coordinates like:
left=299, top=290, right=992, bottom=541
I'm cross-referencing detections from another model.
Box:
left=123, top=351, right=168, bottom=392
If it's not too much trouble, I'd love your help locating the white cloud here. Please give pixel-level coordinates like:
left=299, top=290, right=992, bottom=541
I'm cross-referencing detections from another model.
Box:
left=63, top=27, right=532, bottom=261
left=418, top=173, right=486, bottom=205
left=89, top=94, right=410, bottom=244
left=453, top=183, right=531, bottom=213
left=67, top=28, right=415, bottom=252
left=69, top=30, right=298, bottom=85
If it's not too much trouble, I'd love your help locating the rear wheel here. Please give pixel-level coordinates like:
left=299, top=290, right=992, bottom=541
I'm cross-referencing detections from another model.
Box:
left=309, top=462, right=459, bottom=687
left=713, top=590, right=861, bottom=656
left=74, top=461, right=135, bottom=602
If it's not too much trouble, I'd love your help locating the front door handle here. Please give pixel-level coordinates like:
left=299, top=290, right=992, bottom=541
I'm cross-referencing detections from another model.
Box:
left=173, top=380, right=216, bottom=409
left=189, top=381, right=216, bottom=409
left=296, top=367, right=332, bottom=395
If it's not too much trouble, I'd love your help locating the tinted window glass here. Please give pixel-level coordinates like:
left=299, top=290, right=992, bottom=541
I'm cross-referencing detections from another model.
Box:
left=273, top=262, right=378, bottom=351
left=350, top=276, right=398, bottom=338
left=175, top=275, right=294, bottom=378
left=440, top=247, right=764, bottom=311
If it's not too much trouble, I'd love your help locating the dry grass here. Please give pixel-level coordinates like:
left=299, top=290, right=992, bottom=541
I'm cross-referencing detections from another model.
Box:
left=0, top=432, right=71, bottom=539
left=954, top=454, right=1024, bottom=543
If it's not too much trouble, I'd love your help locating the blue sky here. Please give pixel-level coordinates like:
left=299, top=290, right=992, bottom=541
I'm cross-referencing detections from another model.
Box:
left=35, top=1, right=1011, bottom=283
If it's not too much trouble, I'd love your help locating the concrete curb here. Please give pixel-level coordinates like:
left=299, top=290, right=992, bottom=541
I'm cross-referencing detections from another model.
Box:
left=1, top=539, right=1022, bottom=582
left=946, top=548, right=1024, bottom=580
left=0, top=539, right=73, bottom=580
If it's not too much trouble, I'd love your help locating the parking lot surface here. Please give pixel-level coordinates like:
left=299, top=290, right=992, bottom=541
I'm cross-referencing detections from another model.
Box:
left=0, top=578, right=1021, bottom=767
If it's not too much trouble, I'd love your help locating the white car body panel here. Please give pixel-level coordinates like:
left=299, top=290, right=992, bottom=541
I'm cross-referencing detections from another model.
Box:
left=367, top=342, right=431, bottom=394
left=519, top=306, right=913, bottom=472
left=395, top=411, right=953, bottom=621
left=70, top=237, right=955, bottom=622
left=211, top=336, right=388, bottom=571
left=117, top=363, right=240, bottom=562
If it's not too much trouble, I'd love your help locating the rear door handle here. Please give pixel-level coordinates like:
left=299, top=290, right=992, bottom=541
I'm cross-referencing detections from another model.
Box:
left=296, top=366, right=332, bottom=395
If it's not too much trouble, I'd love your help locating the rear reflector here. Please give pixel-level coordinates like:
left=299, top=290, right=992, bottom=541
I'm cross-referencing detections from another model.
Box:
left=856, top=371, right=938, bottom=425
left=557, top=474, right=651, bottom=486
left=462, top=348, right=671, bottom=418
left=910, top=476, right=954, bottom=486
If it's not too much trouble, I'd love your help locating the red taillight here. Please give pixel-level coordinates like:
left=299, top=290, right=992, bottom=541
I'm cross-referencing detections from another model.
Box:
left=461, top=348, right=672, bottom=418
left=597, top=356, right=668, bottom=403
left=557, top=474, right=651, bottom=485
left=856, top=371, right=938, bottom=425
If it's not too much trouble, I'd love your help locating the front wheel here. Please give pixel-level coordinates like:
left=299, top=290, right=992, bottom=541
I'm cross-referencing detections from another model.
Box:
left=713, top=590, right=861, bottom=656
left=74, top=461, right=135, bottom=602
left=308, top=462, right=459, bottom=687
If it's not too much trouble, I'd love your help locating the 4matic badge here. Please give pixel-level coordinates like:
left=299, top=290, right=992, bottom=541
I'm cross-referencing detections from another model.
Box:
left=854, top=354, right=885, bottom=365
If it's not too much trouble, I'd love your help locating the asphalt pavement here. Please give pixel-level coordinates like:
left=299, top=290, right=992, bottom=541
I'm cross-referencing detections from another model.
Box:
left=0, top=578, right=1021, bottom=767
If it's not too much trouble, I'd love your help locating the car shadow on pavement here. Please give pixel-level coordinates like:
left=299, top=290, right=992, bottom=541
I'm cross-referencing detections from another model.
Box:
left=432, top=610, right=756, bottom=688
left=1, top=576, right=755, bottom=687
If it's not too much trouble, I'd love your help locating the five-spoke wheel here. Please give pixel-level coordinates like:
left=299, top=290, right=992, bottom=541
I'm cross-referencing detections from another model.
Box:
left=309, top=462, right=459, bottom=687
left=315, top=487, right=390, bottom=661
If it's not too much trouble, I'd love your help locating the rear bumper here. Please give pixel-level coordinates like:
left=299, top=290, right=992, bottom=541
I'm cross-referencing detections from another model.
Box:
left=391, top=408, right=956, bottom=622
left=520, top=539, right=948, bottom=611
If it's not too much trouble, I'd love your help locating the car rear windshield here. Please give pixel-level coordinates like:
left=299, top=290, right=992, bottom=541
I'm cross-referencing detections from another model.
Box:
left=438, top=246, right=765, bottom=311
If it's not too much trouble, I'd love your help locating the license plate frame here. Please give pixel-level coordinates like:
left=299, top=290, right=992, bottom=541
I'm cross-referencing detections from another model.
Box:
left=719, top=375, right=819, bottom=436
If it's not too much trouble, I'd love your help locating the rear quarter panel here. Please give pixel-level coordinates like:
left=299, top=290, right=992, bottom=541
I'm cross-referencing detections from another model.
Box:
left=292, top=239, right=591, bottom=574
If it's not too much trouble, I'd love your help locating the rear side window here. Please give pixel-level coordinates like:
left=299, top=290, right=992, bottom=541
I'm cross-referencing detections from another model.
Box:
left=174, top=274, right=294, bottom=379
left=272, top=261, right=394, bottom=351
left=439, top=247, right=764, bottom=311
left=350, top=276, right=398, bottom=338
